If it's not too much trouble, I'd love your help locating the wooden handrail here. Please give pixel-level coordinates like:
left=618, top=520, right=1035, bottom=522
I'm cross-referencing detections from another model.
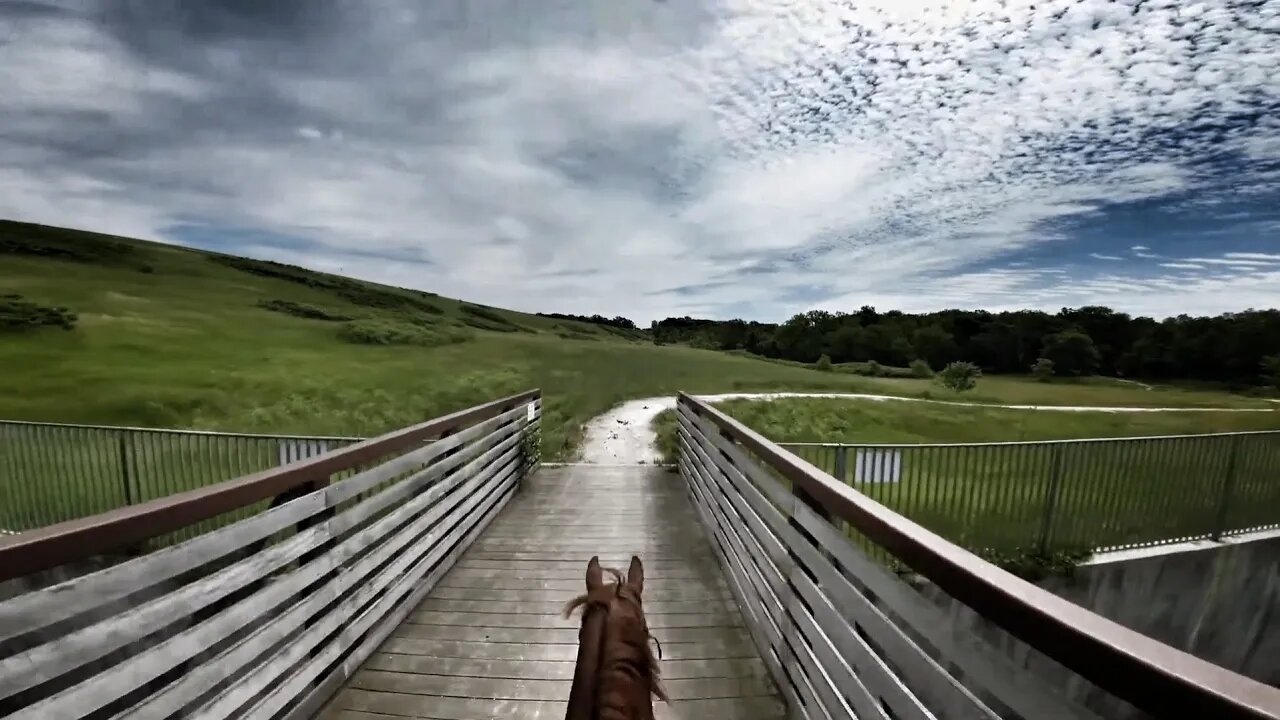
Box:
left=0, top=389, right=540, bottom=582
left=678, top=392, right=1280, bottom=720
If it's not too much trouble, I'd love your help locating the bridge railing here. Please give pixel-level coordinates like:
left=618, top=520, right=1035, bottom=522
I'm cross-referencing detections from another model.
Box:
left=0, top=420, right=361, bottom=534
left=676, top=392, right=1280, bottom=720
left=781, top=430, right=1280, bottom=556
left=0, top=389, right=541, bottom=720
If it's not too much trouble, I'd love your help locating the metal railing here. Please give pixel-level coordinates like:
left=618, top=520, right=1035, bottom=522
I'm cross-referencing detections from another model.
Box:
left=0, top=390, right=542, bottom=719
left=781, top=430, right=1280, bottom=556
left=676, top=393, right=1280, bottom=720
left=0, top=419, right=362, bottom=534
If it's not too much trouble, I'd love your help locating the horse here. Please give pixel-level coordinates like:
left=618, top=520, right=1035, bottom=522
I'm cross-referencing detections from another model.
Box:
left=562, top=555, right=669, bottom=719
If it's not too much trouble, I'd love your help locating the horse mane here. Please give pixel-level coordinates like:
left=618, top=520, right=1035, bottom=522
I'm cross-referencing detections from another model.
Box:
left=562, top=557, right=667, bottom=720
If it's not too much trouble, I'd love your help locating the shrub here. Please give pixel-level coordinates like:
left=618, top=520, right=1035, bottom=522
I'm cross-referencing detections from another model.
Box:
left=0, top=294, right=77, bottom=332
left=460, top=303, right=508, bottom=323
left=460, top=304, right=532, bottom=333
left=257, top=299, right=352, bottom=322
left=211, top=255, right=443, bottom=316
left=1031, top=357, right=1055, bottom=382
left=1, top=222, right=141, bottom=268
left=461, top=316, right=521, bottom=332
left=337, top=320, right=469, bottom=347
left=909, top=359, right=933, bottom=378
left=814, top=353, right=833, bottom=371
left=937, top=361, right=981, bottom=392
left=831, top=360, right=916, bottom=378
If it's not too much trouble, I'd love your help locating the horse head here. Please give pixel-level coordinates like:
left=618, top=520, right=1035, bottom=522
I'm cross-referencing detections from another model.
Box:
left=563, top=555, right=668, bottom=719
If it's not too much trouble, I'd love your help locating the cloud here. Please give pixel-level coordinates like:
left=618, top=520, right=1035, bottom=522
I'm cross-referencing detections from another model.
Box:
left=1226, top=252, right=1280, bottom=262
left=1183, top=257, right=1278, bottom=267
left=0, top=0, right=1277, bottom=323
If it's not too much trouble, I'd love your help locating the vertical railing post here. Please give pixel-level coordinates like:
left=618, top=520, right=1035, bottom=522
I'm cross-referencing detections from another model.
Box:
left=118, top=431, right=134, bottom=506
left=1037, top=443, right=1065, bottom=556
left=833, top=445, right=848, bottom=484
left=1211, top=434, right=1243, bottom=541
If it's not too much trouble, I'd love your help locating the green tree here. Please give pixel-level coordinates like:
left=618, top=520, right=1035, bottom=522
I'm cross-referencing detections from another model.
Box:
left=1041, top=330, right=1100, bottom=376
left=828, top=324, right=869, bottom=362
left=1261, top=355, right=1280, bottom=389
left=1031, top=357, right=1054, bottom=382
left=911, top=324, right=958, bottom=368
left=815, top=353, right=833, bottom=371
left=937, top=361, right=981, bottom=392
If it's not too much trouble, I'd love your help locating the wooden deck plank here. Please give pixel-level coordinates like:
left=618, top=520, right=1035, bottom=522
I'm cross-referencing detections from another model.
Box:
left=376, top=638, right=762, bottom=662
left=321, top=465, right=783, bottom=718
left=319, top=688, right=788, bottom=719
left=415, top=598, right=737, bottom=615
left=402, top=610, right=742, bottom=629
left=349, top=669, right=775, bottom=701
left=361, top=654, right=770, bottom=681
left=425, top=585, right=736, bottom=603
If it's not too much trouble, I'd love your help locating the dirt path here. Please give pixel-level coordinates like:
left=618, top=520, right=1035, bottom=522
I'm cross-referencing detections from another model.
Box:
left=574, top=392, right=1274, bottom=464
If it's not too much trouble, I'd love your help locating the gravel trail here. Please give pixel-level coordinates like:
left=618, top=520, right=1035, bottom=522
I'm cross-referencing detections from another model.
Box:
left=574, top=392, right=1273, bottom=464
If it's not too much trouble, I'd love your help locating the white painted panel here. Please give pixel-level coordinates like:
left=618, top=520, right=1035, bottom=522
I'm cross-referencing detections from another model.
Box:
left=854, top=448, right=902, bottom=484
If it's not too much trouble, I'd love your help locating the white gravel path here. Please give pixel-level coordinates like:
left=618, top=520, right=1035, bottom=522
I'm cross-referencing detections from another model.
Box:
left=574, top=392, right=1275, bottom=464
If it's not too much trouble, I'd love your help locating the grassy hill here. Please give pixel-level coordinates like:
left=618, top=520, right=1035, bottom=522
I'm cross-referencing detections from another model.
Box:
left=0, top=220, right=889, bottom=458
left=2, top=220, right=1272, bottom=460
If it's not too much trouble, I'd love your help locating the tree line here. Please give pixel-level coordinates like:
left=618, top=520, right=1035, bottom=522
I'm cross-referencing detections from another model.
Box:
left=537, top=312, right=637, bottom=330
left=647, top=306, right=1280, bottom=387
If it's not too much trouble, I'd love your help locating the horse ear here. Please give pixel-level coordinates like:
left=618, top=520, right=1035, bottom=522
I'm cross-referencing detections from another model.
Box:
left=586, top=555, right=603, bottom=590
left=627, top=555, right=644, bottom=594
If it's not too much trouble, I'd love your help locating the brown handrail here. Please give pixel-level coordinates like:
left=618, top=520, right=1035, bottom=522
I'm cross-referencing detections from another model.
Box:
left=0, top=389, right=540, bottom=583
left=678, top=392, right=1280, bottom=720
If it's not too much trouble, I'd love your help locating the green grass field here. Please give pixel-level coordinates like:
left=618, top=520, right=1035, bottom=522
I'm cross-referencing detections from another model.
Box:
left=664, top=397, right=1280, bottom=562
left=5, top=220, right=1277, bottom=539
left=709, top=396, right=1280, bottom=444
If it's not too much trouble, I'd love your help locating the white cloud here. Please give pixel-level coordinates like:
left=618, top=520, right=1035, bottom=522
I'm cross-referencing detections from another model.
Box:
left=1225, top=252, right=1280, bottom=261
left=0, top=0, right=1277, bottom=322
left=1184, top=257, right=1277, bottom=267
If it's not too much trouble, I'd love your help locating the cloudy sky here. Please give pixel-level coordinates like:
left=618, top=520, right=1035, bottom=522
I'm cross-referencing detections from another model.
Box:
left=2, top=0, right=1278, bottom=323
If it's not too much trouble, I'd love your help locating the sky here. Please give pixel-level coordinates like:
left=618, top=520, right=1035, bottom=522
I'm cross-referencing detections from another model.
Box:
left=2, top=0, right=1278, bottom=325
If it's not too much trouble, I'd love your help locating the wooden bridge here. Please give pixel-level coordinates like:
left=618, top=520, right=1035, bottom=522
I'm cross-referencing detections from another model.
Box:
left=1, top=390, right=1278, bottom=719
